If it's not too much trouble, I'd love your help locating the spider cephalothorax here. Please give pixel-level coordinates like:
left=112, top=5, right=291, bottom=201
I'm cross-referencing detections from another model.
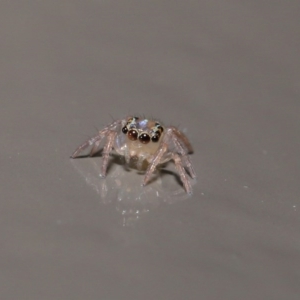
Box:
left=71, top=116, right=196, bottom=194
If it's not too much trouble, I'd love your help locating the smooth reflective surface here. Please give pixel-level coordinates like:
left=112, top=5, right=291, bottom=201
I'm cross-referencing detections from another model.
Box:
left=1, top=1, right=299, bottom=299
left=71, top=157, right=195, bottom=226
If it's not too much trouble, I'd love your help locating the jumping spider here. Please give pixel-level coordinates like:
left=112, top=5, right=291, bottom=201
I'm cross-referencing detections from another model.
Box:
left=70, top=116, right=196, bottom=194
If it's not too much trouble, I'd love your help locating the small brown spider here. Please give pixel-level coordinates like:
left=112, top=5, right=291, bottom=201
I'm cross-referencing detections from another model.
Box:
left=70, top=116, right=196, bottom=194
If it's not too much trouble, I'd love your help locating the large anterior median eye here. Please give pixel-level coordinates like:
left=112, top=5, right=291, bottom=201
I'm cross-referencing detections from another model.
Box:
left=128, top=129, right=138, bottom=141
left=139, top=133, right=150, bottom=144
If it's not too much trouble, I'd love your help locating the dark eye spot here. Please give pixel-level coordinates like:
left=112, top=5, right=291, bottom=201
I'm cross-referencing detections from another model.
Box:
left=151, top=134, right=160, bottom=142
left=128, top=129, right=138, bottom=141
left=122, top=126, right=128, bottom=134
left=139, top=133, right=150, bottom=144
left=157, top=125, right=164, bottom=132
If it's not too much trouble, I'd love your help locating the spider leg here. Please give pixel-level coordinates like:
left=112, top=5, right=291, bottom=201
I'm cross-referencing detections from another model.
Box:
left=171, top=153, right=193, bottom=195
left=100, top=131, right=117, bottom=177
left=70, top=119, right=124, bottom=158
left=170, top=126, right=193, bottom=154
left=142, top=143, right=168, bottom=185
left=142, top=129, right=172, bottom=186
left=182, top=155, right=196, bottom=178
left=89, top=140, right=102, bottom=156
left=172, top=137, right=196, bottom=179
left=70, top=133, right=105, bottom=158
left=143, top=127, right=195, bottom=193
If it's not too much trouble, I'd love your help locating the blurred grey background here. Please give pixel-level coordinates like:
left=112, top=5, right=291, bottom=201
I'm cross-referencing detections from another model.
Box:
left=1, top=1, right=299, bottom=299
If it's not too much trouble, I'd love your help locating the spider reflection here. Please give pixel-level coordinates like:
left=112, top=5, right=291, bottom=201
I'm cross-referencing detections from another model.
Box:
left=70, top=154, right=195, bottom=226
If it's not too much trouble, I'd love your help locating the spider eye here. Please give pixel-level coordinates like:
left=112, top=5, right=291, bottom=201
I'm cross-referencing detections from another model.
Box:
left=122, top=126, right=128, bottom=134
left=128, top=129, right=138, bottom=141
left=139, top=133, right=150, bottom=144
left=151, top=134, right=160, bottom=142
left=154, top=122, right=164, bottom=132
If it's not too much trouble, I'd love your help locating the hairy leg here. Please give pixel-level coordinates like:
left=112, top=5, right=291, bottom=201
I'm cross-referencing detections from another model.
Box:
left=100, top=131, right=117, bottom=177
left=71, top=119, right=123, bottom=158
left=71, top=133, right=105, bottom=158
left=169, top=126, right=193, bottom=153
left=142, top=128, right=172, bottom=186
left=172, top=136, right=196, bottom=178
left=171, top=153, right=193, bottom=195
left=89, top=140, right=102, bottom=157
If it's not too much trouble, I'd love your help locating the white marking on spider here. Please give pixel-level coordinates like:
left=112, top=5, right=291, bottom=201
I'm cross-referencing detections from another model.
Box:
left=70, top=116, right=196, bottom=194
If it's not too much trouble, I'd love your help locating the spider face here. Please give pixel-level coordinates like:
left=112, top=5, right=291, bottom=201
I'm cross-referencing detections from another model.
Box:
left=71, top=116, right=196, bottom=194
left=122, top=117, right=164, bottom=144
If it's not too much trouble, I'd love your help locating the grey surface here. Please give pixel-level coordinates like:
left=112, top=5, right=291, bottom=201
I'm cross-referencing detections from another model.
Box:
left=1, top=1, right=300, bottom=299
